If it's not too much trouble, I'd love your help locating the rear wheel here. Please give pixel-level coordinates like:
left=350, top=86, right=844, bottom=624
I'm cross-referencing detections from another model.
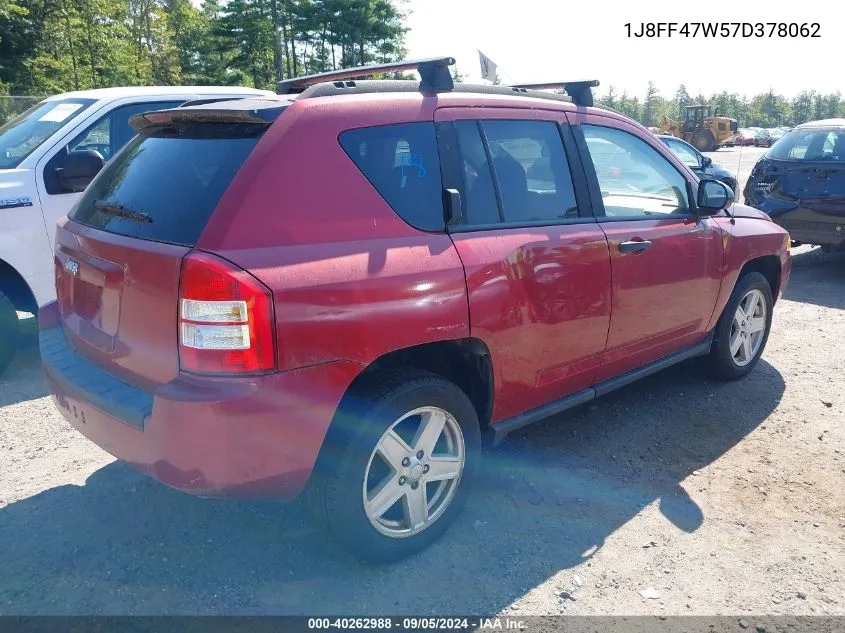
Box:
left=308, top=370, right=481, bottom=562
left=0, top=290, right=19, bottom=377
left=707, top=272, right=773, bottom=380
left=692, top=130, right=716, bottom=152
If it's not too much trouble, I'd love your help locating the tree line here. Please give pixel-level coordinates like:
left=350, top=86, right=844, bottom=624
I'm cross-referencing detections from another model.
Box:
left=601, top=82, right=845, bottom=129
left=1, top=3, right=841, bottom=134
left=0, top=0, right=407, bottom=96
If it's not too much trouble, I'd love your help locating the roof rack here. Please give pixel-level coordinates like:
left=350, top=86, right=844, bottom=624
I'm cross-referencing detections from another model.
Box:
left=509, top=80, right=600, bottom=107
left=277, top=56, right=456, bottom=95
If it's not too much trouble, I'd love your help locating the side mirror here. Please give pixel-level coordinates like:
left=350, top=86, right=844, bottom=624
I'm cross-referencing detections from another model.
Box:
left=697, top=179, right=734, bottom=214
left=701, top=156, right=713, bottom=168
left=56, top=149, right=104, bottom=193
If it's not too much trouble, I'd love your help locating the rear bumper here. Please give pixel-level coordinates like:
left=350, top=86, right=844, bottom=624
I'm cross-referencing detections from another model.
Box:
left=745, top=196, right=845, bottom=247
left=40, top=312, right=361, bottom=499
left=774, top=217, right=845, bottom=247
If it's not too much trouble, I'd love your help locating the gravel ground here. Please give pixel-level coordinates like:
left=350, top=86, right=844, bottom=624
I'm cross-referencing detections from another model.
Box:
left=1, top=153, right=843, bottom=615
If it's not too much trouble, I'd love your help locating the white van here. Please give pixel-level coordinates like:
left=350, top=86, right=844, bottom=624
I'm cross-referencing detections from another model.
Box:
left=0, top=85, right=274, bottom=374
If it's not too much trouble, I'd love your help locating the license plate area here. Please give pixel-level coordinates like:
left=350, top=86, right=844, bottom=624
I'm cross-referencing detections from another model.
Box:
left=55, top=247, right=124, bottom=353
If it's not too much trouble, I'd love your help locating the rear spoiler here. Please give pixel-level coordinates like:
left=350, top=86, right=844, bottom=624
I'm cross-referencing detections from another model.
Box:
left=129, top=106, right=283, bottom=132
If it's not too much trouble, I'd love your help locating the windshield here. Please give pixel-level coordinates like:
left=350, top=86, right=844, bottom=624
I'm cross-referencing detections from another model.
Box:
left=0, top=98, right=97, bottom=169
left=766, top=127, right=845, bottom=161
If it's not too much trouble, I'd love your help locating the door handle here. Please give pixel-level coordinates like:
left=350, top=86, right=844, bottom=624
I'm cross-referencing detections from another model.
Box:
left=618, top=240, right=652, bottom=253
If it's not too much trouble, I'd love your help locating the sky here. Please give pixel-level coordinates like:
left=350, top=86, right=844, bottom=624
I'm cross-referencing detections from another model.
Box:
left=403, top=0, right=840, bottom=101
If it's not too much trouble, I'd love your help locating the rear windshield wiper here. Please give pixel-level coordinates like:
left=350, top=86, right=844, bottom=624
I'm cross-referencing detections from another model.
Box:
left=93, top=199, right=153, bottom=223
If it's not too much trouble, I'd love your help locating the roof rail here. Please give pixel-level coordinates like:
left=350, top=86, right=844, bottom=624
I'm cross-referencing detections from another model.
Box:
left=510, top=80, right=599, bottom=107
left=277, top=56, right=456, bottom=95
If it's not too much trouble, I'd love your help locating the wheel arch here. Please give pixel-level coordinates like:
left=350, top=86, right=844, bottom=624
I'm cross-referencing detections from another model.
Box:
left=738, top=254, right=781, bottom=301
left=313, top=338, right=495, bottom=477
left=0, top=258, right=38, bottom=313
left=352, top=338, right=495, bottom=433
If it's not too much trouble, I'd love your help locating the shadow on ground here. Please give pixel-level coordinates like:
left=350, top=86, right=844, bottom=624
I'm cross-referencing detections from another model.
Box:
left=0, top=356, right=784, bottom=615
left=0, top=316, right=46, bottom=407
left=783, top=247, right=845, bottom=310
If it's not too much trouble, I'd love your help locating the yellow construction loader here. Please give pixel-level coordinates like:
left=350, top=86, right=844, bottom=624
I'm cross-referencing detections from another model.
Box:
left=658, top=104, right=738, bottom=152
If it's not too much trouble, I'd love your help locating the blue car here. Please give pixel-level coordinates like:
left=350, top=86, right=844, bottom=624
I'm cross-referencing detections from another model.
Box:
left=743, top=120, right=845, bottom=250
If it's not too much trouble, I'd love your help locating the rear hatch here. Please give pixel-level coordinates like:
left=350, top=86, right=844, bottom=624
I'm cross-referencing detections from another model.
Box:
left=753, top=126, right=845, bottom=215
left=55, top=101, right=285, bottom=389
left=778, top=162, right=845, bottom=205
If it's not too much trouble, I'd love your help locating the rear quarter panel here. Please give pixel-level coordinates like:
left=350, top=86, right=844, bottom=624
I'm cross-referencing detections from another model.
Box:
left=196, top=94, right=470, bottom=372
left=705, top=212, right=791, bottom=332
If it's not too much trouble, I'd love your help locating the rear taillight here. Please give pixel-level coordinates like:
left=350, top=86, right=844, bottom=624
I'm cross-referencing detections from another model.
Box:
left=178, top=251, right=276, bottom=375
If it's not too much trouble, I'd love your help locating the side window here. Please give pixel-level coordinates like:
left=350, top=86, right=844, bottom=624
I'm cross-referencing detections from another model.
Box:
left=68, top=101, right=183, bottom=162
left=582, top=125, right=691, bottom=218
left=455, top=121, right=500, bottom=225
left=70, top=118, right=110, bottom=158
left=481, top=120, right=578, bottom=223
left=665, top=139, right=700, bottom=168
left=340, top=122, right=444, bottom=231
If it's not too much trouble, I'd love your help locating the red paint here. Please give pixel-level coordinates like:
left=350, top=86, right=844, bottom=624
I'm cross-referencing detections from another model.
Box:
left=450, top=226, right=611, bottom=422
left=592, top=217, right=723, bottom=381
left=45, top=358, right=361, bottom=498
left=42, top=89, right=791, bottom=500
left=54, top=217, right=189, bottom=391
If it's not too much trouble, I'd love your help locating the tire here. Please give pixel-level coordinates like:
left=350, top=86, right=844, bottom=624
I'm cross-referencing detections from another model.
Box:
left=0, top=290, right=19, bottom=377
left=308, top=369, right=481, bottom=563
left=707, top=272, right=773, bottom=380
left=692, top=130, right=716, bottom=152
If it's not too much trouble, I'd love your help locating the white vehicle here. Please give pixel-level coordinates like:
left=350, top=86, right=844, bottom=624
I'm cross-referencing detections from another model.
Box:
left=0, top=85, right=274, bottom=374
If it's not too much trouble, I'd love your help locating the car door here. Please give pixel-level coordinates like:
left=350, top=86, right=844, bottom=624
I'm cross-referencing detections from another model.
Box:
left=435, top=107, right=612, bottom=422
left=569, top=113, right=723, bottom=382
left=36, top=100, right=183, bottom=251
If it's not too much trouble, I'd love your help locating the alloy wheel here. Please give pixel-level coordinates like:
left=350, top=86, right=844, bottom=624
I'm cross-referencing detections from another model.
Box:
left=362, top=406, right=465, bottom=538
left=729, top=288, right=767, bottom=367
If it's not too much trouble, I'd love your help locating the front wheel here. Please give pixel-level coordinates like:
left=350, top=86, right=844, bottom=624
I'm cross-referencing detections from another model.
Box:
left=707, top=272, right=773, bottom=380
left=692, top=130, right=716, bottom=152
left=308, top=370, right=481, bottom=562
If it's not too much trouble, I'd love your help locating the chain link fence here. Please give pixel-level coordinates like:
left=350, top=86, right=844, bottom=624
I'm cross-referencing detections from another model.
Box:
left=0, top=96, right=47, bottom=125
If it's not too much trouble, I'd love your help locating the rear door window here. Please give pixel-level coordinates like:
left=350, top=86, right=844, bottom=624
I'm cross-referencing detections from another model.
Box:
left=455, top=121, right=501, bottom=225
left=70, top=125, right=264, bottom=246
left=340, top=123, right=444, bottom=232
left=480, top=120, right=578, bottom=223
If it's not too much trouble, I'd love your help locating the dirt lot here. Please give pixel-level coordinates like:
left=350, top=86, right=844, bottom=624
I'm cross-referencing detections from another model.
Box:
left=1, top=151, right=843, bottom=615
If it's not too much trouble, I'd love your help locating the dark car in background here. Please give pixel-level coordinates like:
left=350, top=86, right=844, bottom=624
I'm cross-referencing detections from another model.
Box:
left=659, top=135, right=738, bottom=192
left=744, top=119, right=845, bottom=250
left=754, top=130, right=774, bottom=148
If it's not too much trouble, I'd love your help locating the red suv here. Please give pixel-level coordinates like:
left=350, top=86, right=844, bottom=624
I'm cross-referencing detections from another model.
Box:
left=40, top=58, right=791, bottom=562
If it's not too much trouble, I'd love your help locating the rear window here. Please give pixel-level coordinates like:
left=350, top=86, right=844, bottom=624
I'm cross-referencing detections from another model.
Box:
left=340, top=123, right=444, bottom=232
left=767, top=128, right=845, bottom=161
left=70, top=126, right=264, bottom=246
